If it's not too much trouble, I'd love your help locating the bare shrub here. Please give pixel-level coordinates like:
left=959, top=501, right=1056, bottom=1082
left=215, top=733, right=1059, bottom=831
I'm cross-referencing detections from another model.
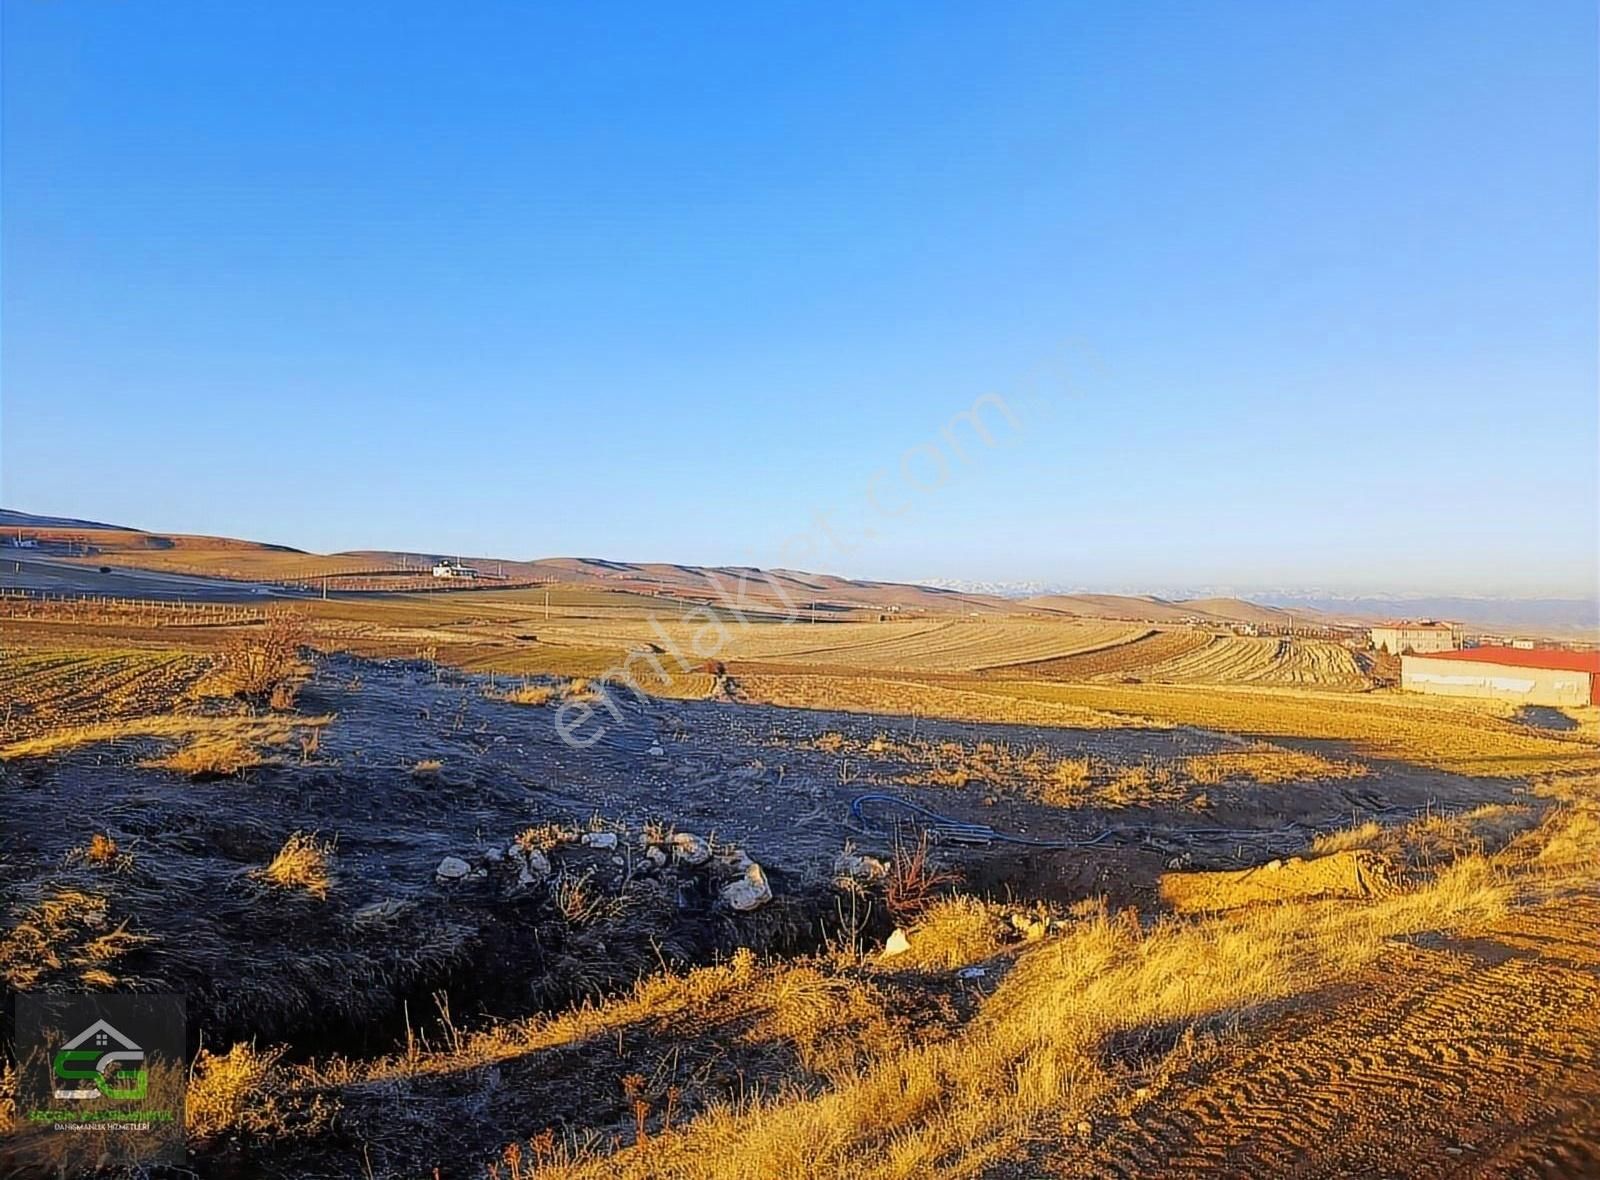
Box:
left=212, top=614, right=309, bottom=706
left=885, top=829, right=960, bottom=921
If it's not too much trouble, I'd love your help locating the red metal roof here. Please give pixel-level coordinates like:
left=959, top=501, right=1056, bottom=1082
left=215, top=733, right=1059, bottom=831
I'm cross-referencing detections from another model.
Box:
left=1410, top=647, right=1600, bottom=674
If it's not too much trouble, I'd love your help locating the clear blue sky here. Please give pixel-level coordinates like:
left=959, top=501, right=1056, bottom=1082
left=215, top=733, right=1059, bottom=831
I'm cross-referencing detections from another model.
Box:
left=3, top=2, right=1595, bottom=595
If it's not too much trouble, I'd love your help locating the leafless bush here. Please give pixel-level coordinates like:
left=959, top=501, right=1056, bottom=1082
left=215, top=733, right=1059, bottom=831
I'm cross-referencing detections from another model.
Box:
left=213, top=613, right=309, bottom=707
left=885, top=829, right=960, bottom=921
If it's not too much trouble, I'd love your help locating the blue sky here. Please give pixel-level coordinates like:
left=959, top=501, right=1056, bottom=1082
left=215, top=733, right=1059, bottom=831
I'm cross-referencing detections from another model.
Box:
left=3, top=1, right=1595, bottom=595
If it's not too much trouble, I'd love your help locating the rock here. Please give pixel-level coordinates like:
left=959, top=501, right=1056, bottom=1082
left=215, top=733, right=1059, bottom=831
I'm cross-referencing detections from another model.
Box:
left=718, top=847, right=755, bottom=873
left=672, top=832, right=711, bottom=865
left=644, top=846, right=669, bottom=869
left=352, top=898, right=411, bottom=928
left=472, top=868, right=488, bottom=878
left=510, top=847, right=551, bottom=886
left=882, top=928, right=912, bottom=957
left=722, top=863, right=772, bottom=911
left=833, top=851, right=889, bottom=881
left=648, top=744, right=665, bottom=757
left=435, top=856, right=471, bottom=882
left=484, top=846, right=506, bottom=863
left=581, top=831, right=618, bottom=849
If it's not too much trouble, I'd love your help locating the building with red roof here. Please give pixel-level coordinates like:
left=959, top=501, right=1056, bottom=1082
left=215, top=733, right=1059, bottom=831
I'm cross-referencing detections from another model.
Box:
left=1401, top=646, right=1600, bottom=707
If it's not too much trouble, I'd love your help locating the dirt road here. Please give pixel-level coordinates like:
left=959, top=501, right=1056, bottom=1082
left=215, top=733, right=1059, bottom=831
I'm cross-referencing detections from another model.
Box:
left=1031, top=890, right=1600, bottom=1179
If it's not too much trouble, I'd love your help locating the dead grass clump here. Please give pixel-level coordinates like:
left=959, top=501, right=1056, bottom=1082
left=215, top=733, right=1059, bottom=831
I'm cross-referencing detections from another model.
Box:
left=1160, top=850, right=1397, bottom=913
left=188, top=1044, right=335, bottom=1142
left=553, top=869, right=625, bottom=927
left=886, top=895, right=1008, bottom=971
left=500, top=683, right=559, bottom=706
left=65, top=832, right=134, bottom=873
left=1181, top=742, right=1367, bottom=786
left=145, top=734, right=268, bottom=778
left=1313, top=804, right=1541, bottom=874
left=0, top=888, right=150, bottom=991
left=257, top=831, right=336, bottom=899
left=411, top=758, right=444, bottom=777
left=517, top=823, right=580, bottom=854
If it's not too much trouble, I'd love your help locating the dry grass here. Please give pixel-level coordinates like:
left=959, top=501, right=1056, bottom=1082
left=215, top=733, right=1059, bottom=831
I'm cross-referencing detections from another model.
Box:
left=187, top=1043, right=335, bottom=1142
left=256, top=831, right=336, bottom=899
left=146, top=733, right=270, bottom=777
left=2, top=710, right=329, bottom=762
left=499, top=683, right=559, bottom=706
left=800, top=731, right=1365, bottom=809
left=502, top=843, right=1519, bottom=1180
left=0, top=888, right=151, bottom=991
left=1180, top=742, right=1367, bottom=786
left=411, top=758, right=444, bottom=777
left=164, top=778, right=1600, bottom=1178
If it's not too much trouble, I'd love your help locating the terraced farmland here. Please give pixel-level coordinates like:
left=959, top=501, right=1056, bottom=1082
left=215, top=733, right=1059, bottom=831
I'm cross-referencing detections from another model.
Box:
left=522, top=617, right=1146, bottom=673
left=1142, top=635, right=1370, bottom=688
left=995, top=629, right=1371, bottom=690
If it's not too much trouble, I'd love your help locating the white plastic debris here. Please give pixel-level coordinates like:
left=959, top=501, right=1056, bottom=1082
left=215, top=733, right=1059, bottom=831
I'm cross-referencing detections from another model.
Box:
left=881, top=928, right=911, bottom=958
left=833, top=852, right=889, bottom=881
left=581, top=831, right=618, bottom=850
left=955, top=966, right=987, bottom=980
left=435, top=856, right=471, bottom=882
left=721, top=862, right=772, bottom=911
left=648, top=744, right=665, bottom=757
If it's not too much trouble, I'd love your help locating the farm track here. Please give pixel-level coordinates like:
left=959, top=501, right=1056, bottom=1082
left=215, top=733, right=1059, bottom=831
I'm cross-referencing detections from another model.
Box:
left=1056, top=891, right=1600, bottom=1179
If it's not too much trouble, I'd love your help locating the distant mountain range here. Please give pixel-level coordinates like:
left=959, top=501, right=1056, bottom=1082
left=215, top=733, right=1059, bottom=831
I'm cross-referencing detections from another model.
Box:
left=3, top=509, right=1593, bottom=636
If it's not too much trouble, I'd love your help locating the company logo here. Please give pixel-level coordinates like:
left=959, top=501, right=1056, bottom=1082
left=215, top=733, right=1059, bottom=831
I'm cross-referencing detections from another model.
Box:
left=13, top=993, right=186, bottom=1170
left=51, top=1017, right=147, bottom=1100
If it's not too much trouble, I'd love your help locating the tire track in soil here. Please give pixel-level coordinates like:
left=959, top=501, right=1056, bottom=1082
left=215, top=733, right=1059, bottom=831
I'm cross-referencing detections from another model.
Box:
left=1048, top=891, right=1600, bottom=1179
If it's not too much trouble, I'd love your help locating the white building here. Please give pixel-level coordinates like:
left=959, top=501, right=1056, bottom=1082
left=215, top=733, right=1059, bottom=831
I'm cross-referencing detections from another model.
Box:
left=1402, top=647, right=1600, bottom=707
left=1370, top=620, right=1460, bottom=655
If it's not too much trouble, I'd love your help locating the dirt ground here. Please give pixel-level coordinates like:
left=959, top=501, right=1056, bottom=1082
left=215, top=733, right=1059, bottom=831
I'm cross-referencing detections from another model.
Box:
left=1013, top=890, right=1600, bottom=1180
left=1, top=647, right=1595, bottom=1178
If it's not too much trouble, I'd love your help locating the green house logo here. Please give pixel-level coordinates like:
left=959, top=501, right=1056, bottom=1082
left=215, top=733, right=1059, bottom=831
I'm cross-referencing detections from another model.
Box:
left=51, top=1018, right=147, bottom=1101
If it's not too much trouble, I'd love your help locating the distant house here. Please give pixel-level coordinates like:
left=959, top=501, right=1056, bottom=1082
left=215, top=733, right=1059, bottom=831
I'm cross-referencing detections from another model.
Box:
left=1370, top=620, right=1460, bottom=655
left=431, top=561, right=479, bottom=580
left=1401, top=647, right=1600, bottom=707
